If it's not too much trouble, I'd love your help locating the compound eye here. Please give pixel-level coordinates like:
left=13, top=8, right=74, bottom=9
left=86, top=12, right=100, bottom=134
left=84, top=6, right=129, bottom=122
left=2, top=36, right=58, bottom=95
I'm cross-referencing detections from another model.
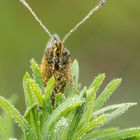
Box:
left=63, top=50, right=70, bottom=56
left=63, top=51, right=68, bottom=56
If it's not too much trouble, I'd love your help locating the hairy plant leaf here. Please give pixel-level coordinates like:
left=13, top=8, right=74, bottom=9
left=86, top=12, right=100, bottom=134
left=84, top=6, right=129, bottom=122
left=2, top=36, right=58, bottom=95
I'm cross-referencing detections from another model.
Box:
left=105, top=103, right=137, bottom=125
left=30, top=58, right=44, bottom=90
left=54, top=93, right=65, bottom=108
left=24, top=103, right=37, bottom=118
left=0, top=115, right=10, bottom=140
left=23, top=72, right=34, bottom=107
left=74, top=114, right=107, bottom=140
left=94, top=79, right=122, bottom=111
left=76, top=87, right=95, bottom=132
left=29, top=79, right=43, bottom=106
left=67, top=103, right=85, bottom=140
left=89, top=73, right=105, bottom=95
left=77, top=74, right=105, bottom=132
left=2, top=110, right=14, bottom=138
left=92, top=127, right=140, bottom=140
left=82, top=128, right=118, bottom=140
left=86, top=87, right=96, bottom=119
left=84, top=73, right=105, bottom=122
left=0, top=97, right=36, bottom=140
left=44, top=76, right=55, bottom=101
left=53, top=117, right=68, bottom=140
left=93, top=103, right=135, bottom=117
left=43, top=95, right=82, bottom=139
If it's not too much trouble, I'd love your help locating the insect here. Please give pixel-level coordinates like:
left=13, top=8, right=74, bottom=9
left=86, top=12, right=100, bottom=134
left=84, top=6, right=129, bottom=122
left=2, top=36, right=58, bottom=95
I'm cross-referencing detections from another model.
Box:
left=40, top=34, right=74, bottom=94
left=20, top=0, right=106, bottom=95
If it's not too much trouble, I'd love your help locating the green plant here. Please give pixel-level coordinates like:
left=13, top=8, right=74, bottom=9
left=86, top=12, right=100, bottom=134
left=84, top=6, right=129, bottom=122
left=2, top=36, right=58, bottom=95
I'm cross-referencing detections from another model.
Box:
left=0, top=95, right=17, bottom=139
left=0, top=59, right=140, bottom=140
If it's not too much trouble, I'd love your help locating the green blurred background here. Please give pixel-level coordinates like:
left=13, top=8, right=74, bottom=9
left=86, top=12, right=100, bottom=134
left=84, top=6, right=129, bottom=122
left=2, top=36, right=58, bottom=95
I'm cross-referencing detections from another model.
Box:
left=0, top=0, right=140, bottom=137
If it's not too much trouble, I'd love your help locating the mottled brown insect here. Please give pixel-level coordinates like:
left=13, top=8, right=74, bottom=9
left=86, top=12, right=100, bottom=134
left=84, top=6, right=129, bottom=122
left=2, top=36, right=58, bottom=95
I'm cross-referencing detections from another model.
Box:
left=40, top=34, right=74, bottom=94
left=20, top=0, right=105, bottom=95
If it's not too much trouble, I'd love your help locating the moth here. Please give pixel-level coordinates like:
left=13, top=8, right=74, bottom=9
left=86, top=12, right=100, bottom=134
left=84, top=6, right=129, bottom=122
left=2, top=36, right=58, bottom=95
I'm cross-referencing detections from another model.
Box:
left=20, top=0, right=105, bottom=95
left=40, top=34, right=74, bottom=94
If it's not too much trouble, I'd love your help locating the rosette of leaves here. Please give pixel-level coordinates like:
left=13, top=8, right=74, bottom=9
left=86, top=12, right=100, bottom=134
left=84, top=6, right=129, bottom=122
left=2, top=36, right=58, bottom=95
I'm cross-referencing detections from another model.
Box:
left=0, top=59, right=140, bottom=140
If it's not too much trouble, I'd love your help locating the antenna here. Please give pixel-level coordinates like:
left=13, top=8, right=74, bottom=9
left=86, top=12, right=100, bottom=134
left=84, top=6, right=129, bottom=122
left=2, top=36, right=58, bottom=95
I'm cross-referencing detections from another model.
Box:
left=20, top=0, right=52, bottom=38
left=62, top=0, right=106, bottom=43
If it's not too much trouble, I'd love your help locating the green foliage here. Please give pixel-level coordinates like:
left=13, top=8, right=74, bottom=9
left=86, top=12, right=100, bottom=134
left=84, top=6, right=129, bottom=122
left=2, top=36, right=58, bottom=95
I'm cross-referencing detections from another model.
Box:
left=0, top=59, right=139, bottom=140
left=0, top=98, right=15, bottom=140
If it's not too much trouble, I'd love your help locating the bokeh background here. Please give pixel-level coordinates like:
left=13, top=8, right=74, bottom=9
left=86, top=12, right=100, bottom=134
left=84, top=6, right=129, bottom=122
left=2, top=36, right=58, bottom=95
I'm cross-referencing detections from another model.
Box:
left=0, top=0, right=140, bottom=137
